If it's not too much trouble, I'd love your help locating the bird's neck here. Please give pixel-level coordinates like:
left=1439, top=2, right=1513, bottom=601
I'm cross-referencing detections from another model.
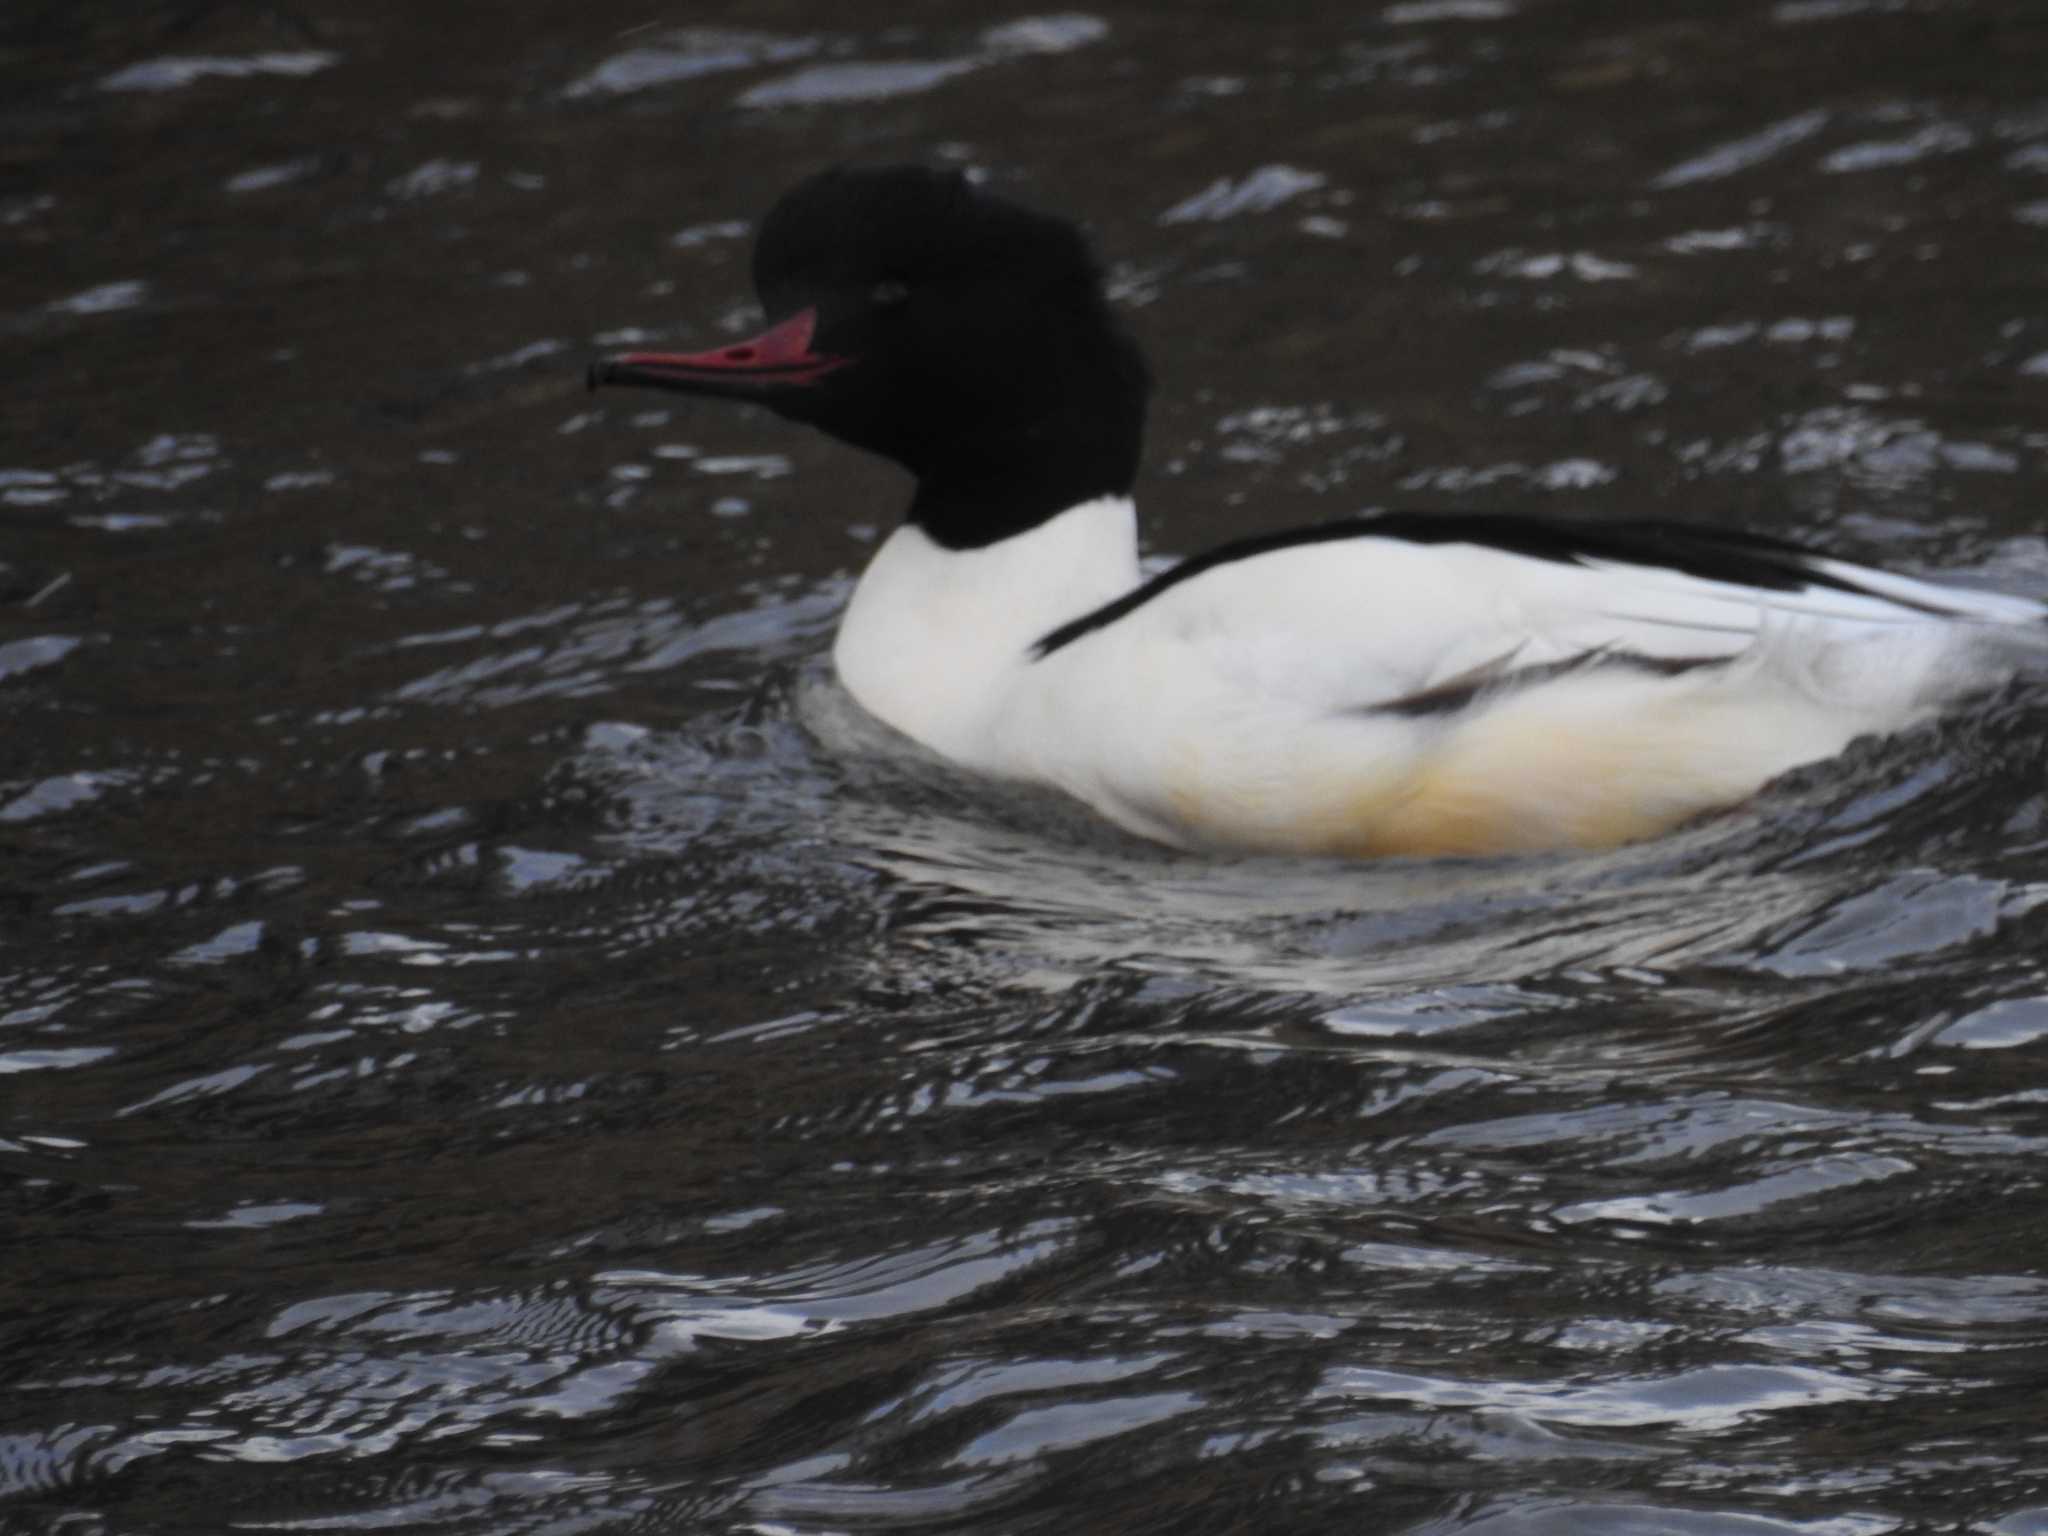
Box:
left=832, top=495, right=1141, bottom=764
left=901, top=376, right=1147, bottom=551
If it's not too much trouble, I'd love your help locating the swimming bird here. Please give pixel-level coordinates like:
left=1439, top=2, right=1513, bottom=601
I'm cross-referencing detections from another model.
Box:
left=589, top=164, right=2046, bottom=858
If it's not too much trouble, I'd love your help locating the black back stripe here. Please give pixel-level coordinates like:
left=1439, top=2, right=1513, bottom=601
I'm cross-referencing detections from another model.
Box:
left=1031, top=511, right=1946, bottom=659
left=1366, top=649, right=1729, bottom=719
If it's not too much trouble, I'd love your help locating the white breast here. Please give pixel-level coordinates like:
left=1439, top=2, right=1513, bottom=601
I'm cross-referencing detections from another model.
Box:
left=831, top=497, right=1140, bottom=771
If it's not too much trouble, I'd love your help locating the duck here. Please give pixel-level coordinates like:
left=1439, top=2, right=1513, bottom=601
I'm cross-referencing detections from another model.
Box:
left=589, top=163, right=2047, bottom=858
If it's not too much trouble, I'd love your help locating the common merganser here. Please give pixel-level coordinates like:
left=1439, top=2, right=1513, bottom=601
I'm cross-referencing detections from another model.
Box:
left=590, top=164, right=2047, bottom=858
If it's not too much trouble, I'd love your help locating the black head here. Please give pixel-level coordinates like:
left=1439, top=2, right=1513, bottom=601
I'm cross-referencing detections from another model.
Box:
left=591, top=165, right=1150, bottom=548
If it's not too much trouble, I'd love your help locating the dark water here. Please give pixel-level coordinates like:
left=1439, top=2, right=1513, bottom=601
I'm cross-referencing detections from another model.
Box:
left=8, top=2, right=2048, bottom=1531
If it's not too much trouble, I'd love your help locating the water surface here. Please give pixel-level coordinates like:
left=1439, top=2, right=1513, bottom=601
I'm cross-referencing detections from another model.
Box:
left=6, top=2, right=2048, bottom=1531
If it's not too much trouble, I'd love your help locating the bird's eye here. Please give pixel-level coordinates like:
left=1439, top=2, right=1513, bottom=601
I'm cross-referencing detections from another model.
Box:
left=870, top=278, right=912, bottom=308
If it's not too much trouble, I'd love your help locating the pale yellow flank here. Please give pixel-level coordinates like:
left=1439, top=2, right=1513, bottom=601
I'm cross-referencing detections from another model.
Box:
left=1154, top=666, right=1877, bottom=859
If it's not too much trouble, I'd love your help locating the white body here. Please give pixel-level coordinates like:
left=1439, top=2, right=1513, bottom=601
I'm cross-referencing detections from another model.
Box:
left=833, top=497, right=2044, bottom=856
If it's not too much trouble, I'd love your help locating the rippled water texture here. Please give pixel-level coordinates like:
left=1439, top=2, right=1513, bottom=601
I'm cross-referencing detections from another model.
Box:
left=7, top=2, right=2048, bottom=1532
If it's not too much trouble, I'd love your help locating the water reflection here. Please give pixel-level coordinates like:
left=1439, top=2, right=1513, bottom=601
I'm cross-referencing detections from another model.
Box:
left=98, top=52, right=337, bottom=93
